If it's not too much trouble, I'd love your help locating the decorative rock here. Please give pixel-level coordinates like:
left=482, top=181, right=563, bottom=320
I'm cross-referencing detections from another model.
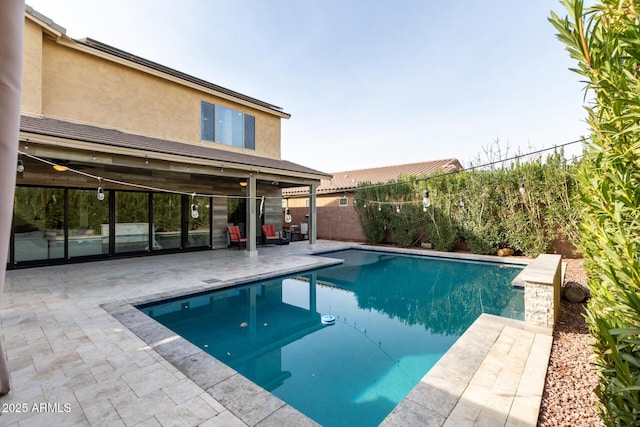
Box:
left=563, top=281, right=590, bottom=303
left=497, top=248, right=514, bottom=256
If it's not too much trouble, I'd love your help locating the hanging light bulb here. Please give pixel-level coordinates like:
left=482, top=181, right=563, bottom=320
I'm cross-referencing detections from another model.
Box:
left=17, top=157, right=24, bottom=173
left=459, top=196, right=465, bottom=208
left=378, top=204, right=382, bottom=211
left=259, top=196, right=265, bottom=218
left=97, top=178, right=105, bottom=201
left=519, top=182, right=525, bottom=194
left=423, top=190, right=431, bottom=211
left=396, top=204, right=400, bottom=213
left=190, top=193, right=199, bottom=219
left=284, top=208, right=292, bottom=223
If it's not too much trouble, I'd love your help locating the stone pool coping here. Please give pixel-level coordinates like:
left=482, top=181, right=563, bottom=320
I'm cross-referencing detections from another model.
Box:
left=101, top=244, right=551, bottom=427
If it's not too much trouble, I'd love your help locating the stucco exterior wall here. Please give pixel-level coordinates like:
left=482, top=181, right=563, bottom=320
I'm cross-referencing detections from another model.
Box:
left=22, top=28, right=283, bottom=160
left=21, top=19, right=43, bottom=115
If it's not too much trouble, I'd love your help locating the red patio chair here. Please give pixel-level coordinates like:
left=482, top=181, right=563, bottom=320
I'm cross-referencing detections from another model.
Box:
left=227, top=225, right=247, bottom=248
left=262, top=224, right=289, bottom=245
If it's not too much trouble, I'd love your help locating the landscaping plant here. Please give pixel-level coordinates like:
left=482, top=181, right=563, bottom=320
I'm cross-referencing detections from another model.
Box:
left=354, top=150, right=579, bottom=257
left=551, top=0, right=640, bottom=424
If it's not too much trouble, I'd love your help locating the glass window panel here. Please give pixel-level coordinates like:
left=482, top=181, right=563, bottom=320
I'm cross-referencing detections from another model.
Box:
left=153, top=193, right=181, bottom=250
left=115, top=192, right=149, bottom=253
left=188, top=196, right=210, bottom=247
left=13, top=187, right=65, bottom=262
left=215, top=105, right=244, bottom=148
left=244, top=114, right=255, bottom=150
left=201, top=101, right=214, bottom=141
left=68, top=189, right=110, bottom=258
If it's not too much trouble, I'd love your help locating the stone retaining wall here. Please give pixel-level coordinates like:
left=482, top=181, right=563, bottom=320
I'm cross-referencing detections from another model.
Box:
left=520, top=254, right=562, bottom=329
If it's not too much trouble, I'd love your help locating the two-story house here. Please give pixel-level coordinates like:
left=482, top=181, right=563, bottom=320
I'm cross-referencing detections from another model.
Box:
left=10, top=6, right=330, bottom=268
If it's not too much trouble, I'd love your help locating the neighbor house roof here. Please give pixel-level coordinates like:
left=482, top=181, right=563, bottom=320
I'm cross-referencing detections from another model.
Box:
left=20, top=115, right=330, bottom=179
left=282, top=159, right=462, bottom=197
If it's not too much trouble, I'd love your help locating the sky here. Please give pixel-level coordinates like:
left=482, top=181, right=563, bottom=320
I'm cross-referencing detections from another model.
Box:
left=26, top=0, right=591, bottom=172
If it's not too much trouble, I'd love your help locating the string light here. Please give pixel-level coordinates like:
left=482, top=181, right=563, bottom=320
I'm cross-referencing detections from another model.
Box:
left=348, top=137, right=586, bottom=194
left=97, top=178, right=105, bottom=201
left=422, top=190, right=431, bottom=211
left=16, top=150, right=298, bottom=202
left=190, top=193, right=199, bottom=219
left=259, top=196, right=265, bottom=218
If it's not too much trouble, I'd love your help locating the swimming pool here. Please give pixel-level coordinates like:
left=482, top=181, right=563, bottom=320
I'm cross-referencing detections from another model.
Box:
left=138, top=249, right=524, bottom=426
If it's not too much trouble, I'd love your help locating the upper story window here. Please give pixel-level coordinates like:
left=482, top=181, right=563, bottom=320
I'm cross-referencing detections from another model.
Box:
left=201, top=101, right=255, bottom=150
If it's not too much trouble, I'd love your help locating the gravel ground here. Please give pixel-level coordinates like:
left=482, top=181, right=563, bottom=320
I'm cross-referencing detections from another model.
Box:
left=537, top=258, right=604, bottom=427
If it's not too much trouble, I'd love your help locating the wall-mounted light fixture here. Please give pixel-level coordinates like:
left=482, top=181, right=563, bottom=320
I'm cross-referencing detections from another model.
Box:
left=53, top=164, right=68, bottom=172
left=240, top=181, right=247, bottom=187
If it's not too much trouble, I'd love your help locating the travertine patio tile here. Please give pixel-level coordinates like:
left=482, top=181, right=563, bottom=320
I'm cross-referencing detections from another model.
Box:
left=161, top=377, right=205, bottom=405
left=81, top=398, right=125, bottom=426
left=74, top=377, right=134, bottom=408
left=113, top=389, right=175, bottom=426
left=199, top=410, right=248, bottom=427
left=382, top=398, right=446, bottom=427
left=154, top=395, right=220, bottom=427
left=197, top=391, right=227, bottom=414
left=132, top=417, right=162, bottom=427
left=207, top=374, right=286, bottom=426
left=122, top=363, right=180, bottom=398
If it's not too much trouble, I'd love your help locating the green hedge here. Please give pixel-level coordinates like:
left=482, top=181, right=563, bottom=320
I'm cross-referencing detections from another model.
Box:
left=355, top=150, right=580, bottom=257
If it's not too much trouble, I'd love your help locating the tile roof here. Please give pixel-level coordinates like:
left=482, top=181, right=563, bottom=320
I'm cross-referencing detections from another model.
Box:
left=282, top=159, right=462, bottom=196
left=20, top=115, right=330, bottom=179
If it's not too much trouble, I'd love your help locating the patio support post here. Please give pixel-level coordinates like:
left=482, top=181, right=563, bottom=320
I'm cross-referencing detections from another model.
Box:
left=245, top=175, right=258, bottom=257
left=309, top=183, right=318, bottom=247
left=0, top=0, right=25, bottom=396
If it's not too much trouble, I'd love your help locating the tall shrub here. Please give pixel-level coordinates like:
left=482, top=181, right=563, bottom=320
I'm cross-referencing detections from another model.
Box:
left=355, top=155, right=579, bottom=256
left=551, top=1, right=640, bottom=424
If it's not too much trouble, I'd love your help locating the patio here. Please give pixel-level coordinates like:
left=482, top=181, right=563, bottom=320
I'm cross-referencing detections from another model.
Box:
left=0, top=241, right=552, bottom=426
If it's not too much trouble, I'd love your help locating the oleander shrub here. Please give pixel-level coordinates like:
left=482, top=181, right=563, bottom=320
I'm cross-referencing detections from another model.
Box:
left=551, top=1, right=640, bottom=424
left=354, top=151, right=580, bottom=257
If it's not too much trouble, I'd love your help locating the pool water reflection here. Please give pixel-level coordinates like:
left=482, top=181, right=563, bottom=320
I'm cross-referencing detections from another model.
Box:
left=139, top=249, right=524, bottom=427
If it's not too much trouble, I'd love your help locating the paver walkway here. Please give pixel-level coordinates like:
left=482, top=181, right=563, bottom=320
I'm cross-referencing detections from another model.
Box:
left=0, top=242, right=552, bottom=426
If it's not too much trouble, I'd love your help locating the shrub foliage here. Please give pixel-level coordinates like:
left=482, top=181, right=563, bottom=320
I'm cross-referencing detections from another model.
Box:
left=354, top=150, right=580, bottom=257
left=551, top=1, right=640, bottom=424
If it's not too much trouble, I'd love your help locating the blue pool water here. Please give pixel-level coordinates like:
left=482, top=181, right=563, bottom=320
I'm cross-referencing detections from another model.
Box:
left=139, top=249, right=524, bottom=426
